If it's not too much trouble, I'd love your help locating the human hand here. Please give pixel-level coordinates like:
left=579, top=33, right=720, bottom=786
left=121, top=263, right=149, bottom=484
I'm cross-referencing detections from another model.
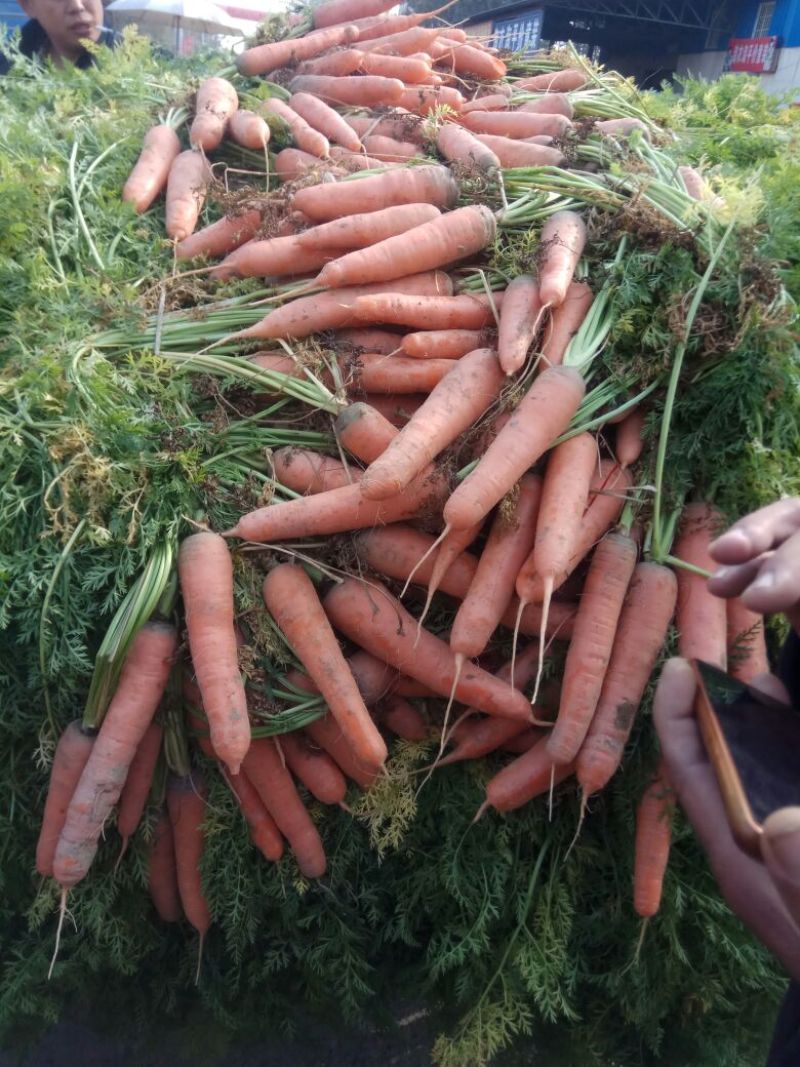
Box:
left=707, top=498, right=800, bottom=633
left=653, top=657, right=800, bottom=977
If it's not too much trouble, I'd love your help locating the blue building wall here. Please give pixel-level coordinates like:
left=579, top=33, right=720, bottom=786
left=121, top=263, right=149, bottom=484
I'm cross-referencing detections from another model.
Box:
left=733, top=0, right=800, bottom=46
left=0, top=1, right=26, bottom=30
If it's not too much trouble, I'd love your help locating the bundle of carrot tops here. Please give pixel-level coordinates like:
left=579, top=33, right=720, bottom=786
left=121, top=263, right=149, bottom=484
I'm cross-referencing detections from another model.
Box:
left=2, top=6, right=800, bottom=1065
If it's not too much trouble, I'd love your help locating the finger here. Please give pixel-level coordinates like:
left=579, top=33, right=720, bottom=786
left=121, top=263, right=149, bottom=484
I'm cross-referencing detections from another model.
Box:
left=652, top=657, right=704, bottom=774
left=706, top=555, right=770, bottom=598
left=748, top=672, right=790, bottom=704
left=741, top=529, right=800, bottom=615
left=762, top=808, right=800, bottom=929
left=710, top=499, right=800, bottom=565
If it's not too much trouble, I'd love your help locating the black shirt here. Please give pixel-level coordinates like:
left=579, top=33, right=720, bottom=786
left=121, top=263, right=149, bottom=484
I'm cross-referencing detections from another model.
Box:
left=0, top=18, right=119, bottom=74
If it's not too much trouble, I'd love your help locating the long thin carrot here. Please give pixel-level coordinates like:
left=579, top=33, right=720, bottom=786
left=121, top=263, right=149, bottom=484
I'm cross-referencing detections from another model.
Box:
left=633, top=765, right=673, bottom=918
left=461, top=93, right=512, bottom=113
left=292, top=165, right=458, bottom=222
left=538, top=211, right=588, bottom=309
left=472, top=134, right=563, bottom=168
left=726, top=597, right=769, bottom=683
left=179, top=533, right=250, bottom=775
left=324, top=578, right=534, bottom=723
left=36, top=721, right=96, bottom=878
left=360, top=26, right=441, bottom=55
left=345, top=352, right=455, bottom=394
left=497, top=274, right=543, bottom=375
left=296, top=48, right=365, bottom=78
left=296, top=203, right=441, bottom=251
left=353, top=292, right=499, bottom=331
left=313, top=0, right=395, bottom=28
left=484, top=737, right=574, bottom=813
left=416, top=521, right=484, bottom=629
left=517, top=92, right=574, bottom=118
left=673, top=502, right=726, bottom=669
left=263, top=565, right=388, bottom=769
left=517, top=69, right=588, bottom=92
left=288, top=74, right=405, bottom=108
left=52, top=622, right=176, bottom=888
left=362, top=52, right=433, bottom=83
left=361, top=133, right=422, bottom=162
left=211, top=236, right=347, bottom=281
left=148, top=809, right=182, bottom=923
left=176, top=209, right=264, bottom=261
left=462, top=110, right=572, bottom=139
left=279, top=732, right=348, bottom=807
left=225, top=770, right=284, bottom=862
left=304, top=717, right=381, bottom=790
left=236, top=23, right=358, bottom=76
left=167, top=772, right=212, bottom=942
left=262, top=97, right=329, bottom=158
left=123, top=125, right=181, bottom=214
left=547, top=533, right=638, bottom=765
left=540, top=281, right=594, bottom=366
left=116, top=720, right=163, bottom=855
left=165, top=151, right=211, bottom=243
left=444, top=365, right=586, bottom=530
left=272, top=447, right=355, bottom=495
left=336, top=328, right=404, bottom=355
left=401, top=329, right=484, bottom=359
left=360, top=347, right=504, bottom=500
left=397, top=86, right=465, bottom=114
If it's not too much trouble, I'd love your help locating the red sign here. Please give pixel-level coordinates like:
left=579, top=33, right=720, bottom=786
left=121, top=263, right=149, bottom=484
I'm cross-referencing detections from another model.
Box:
left=727, top=36, right=780, bottom=73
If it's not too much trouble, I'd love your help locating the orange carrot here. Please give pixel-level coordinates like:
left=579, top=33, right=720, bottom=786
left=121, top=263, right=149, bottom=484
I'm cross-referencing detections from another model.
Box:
left=296, top=202, right=441, bottom=251
left=444, top=365, right=586, bottom=530
left=347, top=650, right=398, bottom=703
left=517, top=93, right=574, bottom=118
left=361, top=133, right=421, bottom=162
left=335, top=400, right=399, bottom=463
left=166, top=772, right=212, bottom=938
left=462, top=110, right=572, bottom=139
left=547, top=532, right=638, bottom=765
left=540, top=281, right=593, bottom=367
left=233, top=271, right=452, bottom=341
left=361, top=26, right=441, bottom=55
left=485, top=737, right=575, bottom=812
left=538, top=211, right=588, bottom=309
left=52, top=622, right=176, bottom=888
left=472, top=133, right=563, bottom=168
left=363, top=392, right=426, bottom=427
left=616, top=410, right=645, bottom=468
left=313, top=0, right=395, bottom=28
left=324, top=578, right=533, bottom=722
left=349, top=5, right=452, bottom=39
left=444, top=42, right=507, bottom=80
left=274, top=148, right=340, bottom=183
left=296, top=48, right=365, bottom=78
left=336, top=328, right=403, bottom=354
left=272, top=447, right=355, bottom=494
left=242, top=737, right=326, bottom=877
left=401, top=329, right=485, bottom=359
left=228, top=109, right=270, bottom=150
left=727, top=597, right=769, bottom=683
left=417, top=521, right=485, bottom=630
left=289, top=92, right=363, bottom=152
left=397, top=85, right=465, bottom=114
left=451, top=474, right=542, bottom=663
left=577, top=564, right=677, bottom=798
left=361, top=51, right=433, bottom=83
left=633, top=765, right=673, bottom=917
left=262, top=98, right=329, bottom=158
left=116, top=720, right=163, bottom=853
left=304, top=717, right=380, bottom=790
left=436, top=123, right=500, bottom=174
left=263, top=564, right=388, bottom=769
left=598, top=117, right=651, bottom=139
left=292, top=165, right=458, bottom=221
left=211, top=235, right=346, bottom=281
left=344, top=111, right=426, bottom=145
left=179, top=533, right=250, bottom=775
left=165, top=150, right=211, bottom=242
left=327, top=147, right=389, bottom=172
left=377, top=696, right=429, bottom=741
left=360, top=347, right=504, bottom=500
left=190, top=77, right=238, bottom=152
left=36, top=721, right=96, bottom=878
left=148, top=809, right=182, bottom=922
left=353, top=292, right=498, bottom=331
left=122, top=124, right=181, bottom=214
left=461, top=93, right=511, bottom=113
left=279, top=732, right=348, bottom=806
left=176, top=209, right=264, bottom=261
left=225, top=769, right=284, bottom=862
left=345, top=352, right=456, bottom=394
left=517, top=69, right=588, bottom=92
left=288, top=74, right=405, bottom=107
left=674, top=502, right=726, bottom=669
left=497, top=274, right=543, bottom=375
left=236, top=23, right=359, bottom=76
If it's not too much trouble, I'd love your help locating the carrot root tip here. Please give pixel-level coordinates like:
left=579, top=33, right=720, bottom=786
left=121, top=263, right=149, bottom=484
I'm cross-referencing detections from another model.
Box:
left=472, top=800, right=489, bottom=824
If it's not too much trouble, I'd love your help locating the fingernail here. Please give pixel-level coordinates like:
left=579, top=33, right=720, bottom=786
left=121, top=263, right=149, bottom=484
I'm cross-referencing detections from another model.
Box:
left=763, top=808, right=800, bottom=881
left=710, top=565, right=734, bottom=581
left=748, top=569, right=776, bottom=593
left=712, top=529, right=750, bottom=550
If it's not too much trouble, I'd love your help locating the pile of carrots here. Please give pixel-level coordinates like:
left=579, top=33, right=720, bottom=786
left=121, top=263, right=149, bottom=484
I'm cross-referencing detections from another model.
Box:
left=37, top=0, right=769, bottom=966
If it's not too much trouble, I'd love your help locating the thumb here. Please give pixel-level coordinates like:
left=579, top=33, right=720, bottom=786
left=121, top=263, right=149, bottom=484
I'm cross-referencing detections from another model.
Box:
left=761, top=807, right=800, bottom=928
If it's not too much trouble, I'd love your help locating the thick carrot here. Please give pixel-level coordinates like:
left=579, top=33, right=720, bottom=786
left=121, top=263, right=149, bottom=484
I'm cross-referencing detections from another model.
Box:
left=347, top=650, right=398, bottom=703
left=275, top=148, right=340, bottom=183
left=497, top=274, right=543, bottom=375
left=232, top=271, right=452, bottom=341
left=377, top=696, right=429, bottom=741
left=190, top=77, right=238, bottom=152
left=324, top=578, right=533, bottom=722
left=345, top=352, right=455, bottom=394
left=263, top=565, right=388, bottom=768
left=242, top=737, right=326, bottom=877
left=176, top=209, right=263, bottom=261
left=236, top=23, right=358, bottom=76
left=289, top=92, right=363, bottom=153
left=577, top=564, right=678, bottom=797
left=517, top=69, right=588, bottom=92
left=272, top=447, right=355, bottom=495
left=517, top=93, right=574, bottom=118
left=436, top=123, right=500, bottom=174
left=52, top=622, right=176, bottom=888
left=179, top=533, right=250, bottom=775
left=36, top=721, right=96, bottom=878
left=228, top=109, right=270, bottom=150
left=538, top=212, right=588, bottom=309
left=353, top=292, right=498, bottom=331
left=451, top=474, right=542, bottom=662
left=727, top=597, right=769, bottom=683
left=336, top=328, right=403, bottom=354
left=296, top=48, right=365, bottom=78
left=296, top=203, right=441, bottom=251
left=116, top=720, right=163, bottom=851
left=540, top=281, right=593, bottom=366
left=344, top=112, right=426, bottom=145
left=304, top=717, right=380, bottom=790
left=293, top=165, right=458, bottom=222
left=225, top=770, right=284, bottom=862
left=166, top=773, right=211, bottom=936
left=211, top=235, right=346, bottom=281
left=392, top=675, right=438, bottom=698
left=313, top=0, right=395, bottom=28
left=165, top=151, right=212, bottom=242
left=616, top=410, right=645, bottom=468
left=398, top=85, right=465, bottom=114
left=122, top=124, right=181, bottom=214
left=335, top=400, right=399, bottom=463
left=444, top=365, right=586, bottom=530
left=327, top=147, right=388, bottom=172
left=361, top=26, right=441, bottom=55
left=472, top=133, right=563, bottom=168
left=547, top=532, right=638, bottom=765
left=361, top=133, right=421, bottom=162
left=148, top=809, right=182, bottom=922
left=485, top=738, right=575, bottom=812
left=444, top=42, right=507, bottom=80
left=401, top=329, right=484, bottom=359
left=502, top=728, right=543, bottom=754
left=288, top=74, right=405, bottom=108
left=361, top=51, right=433, bottom=83
left=462, top=93, right=511, bottom=113
left=360, top=347, right=504, bottom=500
left=674, top=502, right=726, bottom=669
left=363, top=392, right=426, bottom=427
left=262, top=98, right=329, bottom=159
left=598, top=117, right=651, bottom=138
left=279, top=732, right=348, bottom=806
left=633, top=766, right=673, bottom=917
left=461, top=110, right=572, bottom=139
left=349, top=5, right=452, bottom=39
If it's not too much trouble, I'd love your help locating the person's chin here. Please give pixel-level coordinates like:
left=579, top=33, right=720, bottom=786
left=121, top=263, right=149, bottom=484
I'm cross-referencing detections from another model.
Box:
left=69, top=24, right=98, bottom=42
